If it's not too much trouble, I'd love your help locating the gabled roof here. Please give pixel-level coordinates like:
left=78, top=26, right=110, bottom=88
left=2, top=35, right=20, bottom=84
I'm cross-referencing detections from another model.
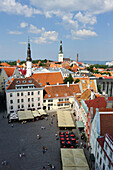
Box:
left=2, top=67, right=16, bottom=77
left=31, top=72, right=63, bottom=86
left=6, top=77, right=41, bottom=90
left=17, top=59, right=21, bottom=63
left=44, top=84, right=81, bottom=99
left=1, top=62, right=11, bottom=67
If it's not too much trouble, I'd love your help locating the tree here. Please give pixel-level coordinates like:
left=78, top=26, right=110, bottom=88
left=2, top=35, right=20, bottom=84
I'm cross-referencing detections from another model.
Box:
left=87, top=65, right=93, bottom=72
left=74, top=78, right=80, bottom=83
left=63, top=74, right=74, bottom=84
left=97, top=84, right=102, bottom=94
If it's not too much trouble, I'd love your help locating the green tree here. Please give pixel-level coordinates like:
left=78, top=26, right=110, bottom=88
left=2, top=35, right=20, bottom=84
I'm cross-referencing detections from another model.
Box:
left=87, top=65, right=93, bottom=72
left=74, top=78, right=80, bottom=83
left=97, top=84, right=102, bottom=94
left=63, top=74, right=74, bottom=84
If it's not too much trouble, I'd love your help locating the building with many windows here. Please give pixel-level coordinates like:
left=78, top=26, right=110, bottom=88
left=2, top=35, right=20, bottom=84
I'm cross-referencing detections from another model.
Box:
left=95, top=134, right=113, bottom=170
left=6, top=77, right=43, bottom=114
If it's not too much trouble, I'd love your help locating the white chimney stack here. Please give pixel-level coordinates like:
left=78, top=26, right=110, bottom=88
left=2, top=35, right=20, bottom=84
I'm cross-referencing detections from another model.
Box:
left=67, top=81, right=69, bottom=87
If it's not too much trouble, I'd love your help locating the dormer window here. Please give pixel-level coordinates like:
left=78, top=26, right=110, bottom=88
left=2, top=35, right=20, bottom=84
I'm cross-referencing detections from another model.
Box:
left=22, top=80, right=26, bottom=83
left=65, top=93, right=67, bottom=96
left=48, top=94, right=51, bottom=97
left=16, top=81, right=20, bottom=83
left=56, top=94, right=58, bottom=97
left=82, top=80, right=85, bottom=83
left=29, top=80, right=32, bottom=83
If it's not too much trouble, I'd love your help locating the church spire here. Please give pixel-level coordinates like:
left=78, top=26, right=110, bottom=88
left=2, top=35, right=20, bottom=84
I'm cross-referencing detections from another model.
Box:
left=27, top=38, right=32, bottom=61
left=59, top=40, right=63, bottom=54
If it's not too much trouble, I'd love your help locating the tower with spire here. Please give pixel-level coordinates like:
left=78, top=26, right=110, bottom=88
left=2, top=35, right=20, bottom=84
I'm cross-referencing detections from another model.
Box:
left=58, top=40, right=63, bottom=62
left=26, top=39, right=32, bottom=77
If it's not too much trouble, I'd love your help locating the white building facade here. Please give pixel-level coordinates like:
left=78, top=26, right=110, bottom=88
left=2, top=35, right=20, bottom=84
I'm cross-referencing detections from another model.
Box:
left=6, top=78, right=43, bottom=114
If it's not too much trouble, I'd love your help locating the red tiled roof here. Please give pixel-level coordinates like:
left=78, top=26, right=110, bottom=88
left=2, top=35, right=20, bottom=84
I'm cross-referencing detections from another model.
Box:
left=31, top=72, right=63, bottom=86
left=44, top=84, right=81, bottom=99
left=17, top=59, right=21, bottom=63
left=1, top=62, right=11, bottom=67
left=100, top=114, right=113, bottom=136
left=3, top=67, right=16, bottom=77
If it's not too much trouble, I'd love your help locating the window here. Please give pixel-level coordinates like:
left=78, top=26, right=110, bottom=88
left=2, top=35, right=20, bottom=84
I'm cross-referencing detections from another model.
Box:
left=59, top=99, right=63, bottom=102
left=38, top=103, right=40, bottom=106
left=100, top=148, right=102, bottom=154
left=22, top=80, right=26, bottom=83
left=11, top=106, right=13, bottom=110
left=38, top=91, right=40, bottom=95
left=43, top=100, right=46, bottom=103
left=65, top=93, right=67, bottom=96
left=48, top=99, right=53, bottom=102
left=29, top=80, right=32, bottom=83
left=65, top=103, right=69, bottom=106
left=10, top=93, right=13, bottom=97
left=32, top=98, right=34, bottom=102
left=16, top=80, right=20, bottom=83
left=110, top=151, right=112, bottom=158
left=82, top=80, right=85, bottom=83
left=17, top=93, right=19, bottom=97
left=38, top=97, right=40, bottom=101
left=108, top=162, right=111, bottom=169
left=31, top=92, right=34, bottom=95
left=10, top=100, right=13, bottom=104
left=98, top=143, right=99, bottom=148
left=28, top=92, right=30, bottom=95
left=104, top=153, right=106, bottom=160
left=105, top=143, right=107, bottom=150
left=58, top=103, right=63, bottom=106
left=103, top=163, right=105, bottom=170
left=21, top=99, right=24, bottom=103
left=21, top=104, right=24, bottom=108
left=48, top=104, right=53, bottom=106
left=28, top=98, right=30, bottom=102
left=28, top=104, right=30, bottom=108
left=97, top=152, right=99, bottom=159
left=18, top=105, right=20, bottom=109
left=32, top=103, right=34, bottom=107
left=21, top=92, right=23, bottom=96
left=100, top=158, right=102, bottom=165
left=17, top=99, right=20, bottom=103
left=65, top=98, right=69, bottom=101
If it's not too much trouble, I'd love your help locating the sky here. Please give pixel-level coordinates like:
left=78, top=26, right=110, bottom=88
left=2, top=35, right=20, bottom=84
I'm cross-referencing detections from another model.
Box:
left=0, top=0, right=113, bottom=62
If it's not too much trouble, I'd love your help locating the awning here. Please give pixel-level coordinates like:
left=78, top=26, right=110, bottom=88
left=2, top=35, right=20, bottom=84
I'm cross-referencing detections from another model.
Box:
left=32, top=110, right=41, bottom=117
left=57, top=110, right=75, bottom=128
left=18, top=110, right=34, bottom=121
left=76, top=121, right=84, bottom=128
left=61, top=148, right=89, bottom=170
left=38, top=109, right=47, bottom=115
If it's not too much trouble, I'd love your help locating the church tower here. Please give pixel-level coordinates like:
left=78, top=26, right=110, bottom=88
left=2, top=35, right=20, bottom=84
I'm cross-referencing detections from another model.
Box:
left=26, top=39, right=32, bottom=77
left=58, top=40, right=63, bottom=62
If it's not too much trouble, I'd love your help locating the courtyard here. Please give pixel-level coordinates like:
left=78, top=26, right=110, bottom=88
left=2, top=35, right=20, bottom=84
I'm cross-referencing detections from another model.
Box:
left=0, top=109, right=61, bottom=170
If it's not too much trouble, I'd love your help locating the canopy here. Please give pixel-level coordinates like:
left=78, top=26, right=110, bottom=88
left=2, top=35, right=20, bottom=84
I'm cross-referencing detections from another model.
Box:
left=76, top=121, right=84, bottom=128
left=38, top=109, right=47, bottom=115
left=32, top=110, right=41, bottom=117
left=57, top=110, right=75, bottom=128
left=18, top=110, right=34, bottom=121
left=61, top=148, right=89, bottom=170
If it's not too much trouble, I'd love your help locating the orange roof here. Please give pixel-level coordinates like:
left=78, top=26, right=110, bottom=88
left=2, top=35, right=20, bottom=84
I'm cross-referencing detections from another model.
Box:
left=17, top=59, right=21, bottom=63
left=44, top=84, right=81, bottom=99
left=3, top=67, right=16, bottom=77
left=31, top=72, right=63, bottom=86
left=1, top=62, right=11, bottom=67
left=93, top=74, right=104, bottom=77
left=74, top=77, right=97, bottom=92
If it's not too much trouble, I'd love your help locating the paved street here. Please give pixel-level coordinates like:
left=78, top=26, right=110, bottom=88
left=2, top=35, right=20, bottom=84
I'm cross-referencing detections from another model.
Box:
left=0, top=109, right=61, bottom=170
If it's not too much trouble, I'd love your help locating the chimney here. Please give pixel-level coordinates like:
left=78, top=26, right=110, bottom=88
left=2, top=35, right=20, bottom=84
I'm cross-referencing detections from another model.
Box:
left=67, top=81, right=69, bottom=87
left=57, top=82, right=59, bottom=85
left=77, top=53, right=78, bottom=62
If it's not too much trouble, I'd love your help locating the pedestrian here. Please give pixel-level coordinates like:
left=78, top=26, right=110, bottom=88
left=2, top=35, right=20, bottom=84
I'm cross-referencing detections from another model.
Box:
left=43, top=166, right=45, bottom=170
left=55, top=134, right=57, bottom=137
left=52, top=165, right=55, bottom=170
left=43, top=146, right=45, bottom=154
left=11, top=124, right=14, bottom=128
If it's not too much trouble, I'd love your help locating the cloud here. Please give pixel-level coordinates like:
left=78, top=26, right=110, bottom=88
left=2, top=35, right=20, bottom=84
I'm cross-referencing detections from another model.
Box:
left=32, top=30, right=58, bottom=44
left=0, top=0, right=41, bottom=17
left=71, top=29, right=98, bottom=39
left=28, top=24, right=42, bottom=34
left=9, top=31, right=23, bottom=35
left=75, top=12, right=97, bottom=25
left=19, top=41, right=27, bottom=45
left=107, top=22, right=110, bottom=27
left=20, top=22, right=28, bottom=28
left=30, top=0, right=113, bottom=14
